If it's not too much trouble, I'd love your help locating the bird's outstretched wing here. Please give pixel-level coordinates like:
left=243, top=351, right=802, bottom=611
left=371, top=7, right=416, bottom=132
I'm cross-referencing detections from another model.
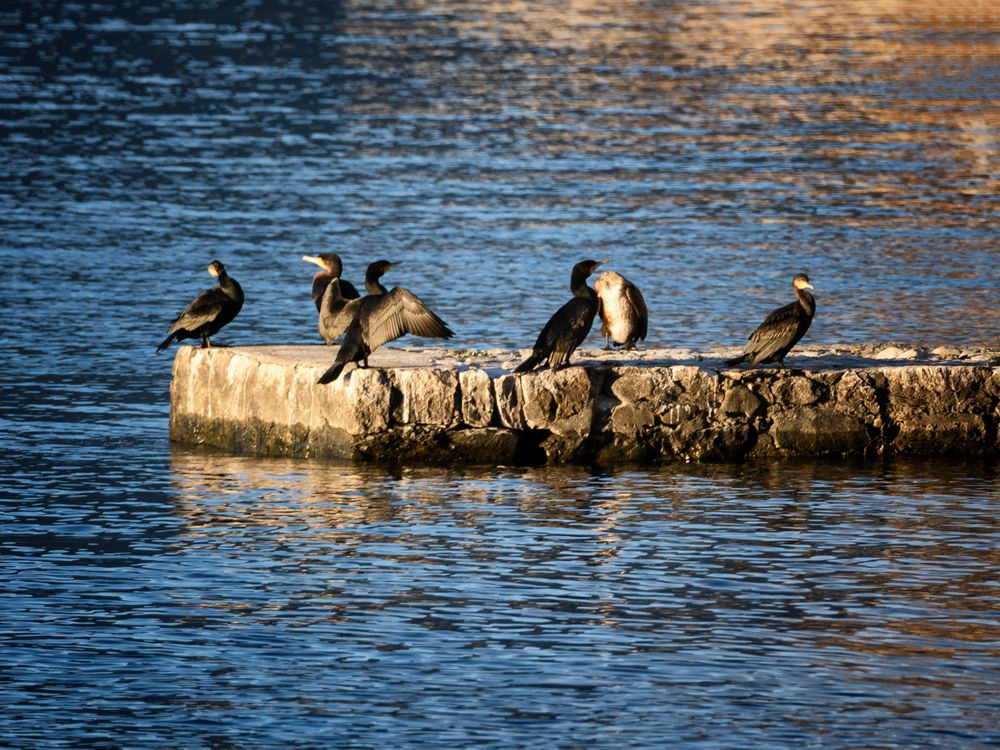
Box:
left=362, top=287, right=454, bottom=351
left=320, top=285, right=364, bottom=343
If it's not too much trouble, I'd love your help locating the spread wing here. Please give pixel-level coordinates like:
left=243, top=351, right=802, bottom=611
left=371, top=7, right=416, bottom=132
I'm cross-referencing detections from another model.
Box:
left=361, top=287, right=454, bottom=351
left=169, top=287, right=228, bottom=334
left=624, top=282, right=648, bottom=341
left=320, top=282, right=364, bottom=342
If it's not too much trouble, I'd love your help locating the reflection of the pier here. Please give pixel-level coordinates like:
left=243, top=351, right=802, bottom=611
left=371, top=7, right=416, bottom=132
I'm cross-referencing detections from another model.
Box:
left=169, top=445, right=1000, bottom=661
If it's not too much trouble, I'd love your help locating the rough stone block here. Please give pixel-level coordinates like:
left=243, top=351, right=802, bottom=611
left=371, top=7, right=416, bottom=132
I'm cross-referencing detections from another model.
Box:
left=674, top=366, right=718, bottom=407
left=459, top=368, right=495, bottom=427
left=610, top=402, right=656, bottom=434
left=885, top=366, right=990, bottom=417
left=314, top=367, right=391, bottom=435
left=769, top=408, right=870, bottom=455
left=391, top=367, right=459, bottom=426
left=771, top=375, right=822, bottom=406
left=495, top=374, right=527, bottom=430
left=448, top=428, right=521, bottom=463
left=721, top=384, right=764, bottom=419
left=667, top=419, right=753, bottom=461
left=833, top=370, right=882, bottom=426
left=520, top=367, right=602, bottom=437
left=893, top=413, right=988, bottom=455
left=610, top=368, right=656, bottom=403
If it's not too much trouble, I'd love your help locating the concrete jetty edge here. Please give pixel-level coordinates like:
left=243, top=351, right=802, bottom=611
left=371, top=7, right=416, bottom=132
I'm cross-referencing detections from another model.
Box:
left=169, top=344, right=1000, bottom=464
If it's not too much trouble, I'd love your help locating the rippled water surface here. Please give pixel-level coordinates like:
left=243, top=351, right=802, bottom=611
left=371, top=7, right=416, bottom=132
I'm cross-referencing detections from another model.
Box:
left=1, top=0, right=999, bottom=746
left=5, top=455, right=1000, bottom=747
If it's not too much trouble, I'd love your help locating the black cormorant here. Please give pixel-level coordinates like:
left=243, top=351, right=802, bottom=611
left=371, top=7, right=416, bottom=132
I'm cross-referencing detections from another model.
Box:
left=156, top=260, right=244, bottom=352
left=317, top=260, right=454, bottom=384
left=594, top=270, right=648, bottom=350
left=303, top=254, right=361, bottom=344
left=725, top=273, right=815, bottom=368
left=514, top=259, right=607, bottom=373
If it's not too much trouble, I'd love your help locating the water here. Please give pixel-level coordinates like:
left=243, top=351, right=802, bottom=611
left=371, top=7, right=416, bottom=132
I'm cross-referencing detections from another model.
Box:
left=1, top=0, right=999, bottom=746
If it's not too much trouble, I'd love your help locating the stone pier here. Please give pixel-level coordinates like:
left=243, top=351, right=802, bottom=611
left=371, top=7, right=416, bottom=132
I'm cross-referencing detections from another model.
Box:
left=169, top=345, right=1000, bottom=464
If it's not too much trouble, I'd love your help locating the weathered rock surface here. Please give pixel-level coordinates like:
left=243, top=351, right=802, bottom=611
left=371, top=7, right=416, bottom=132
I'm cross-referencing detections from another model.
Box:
left=169, top=345, right=1000, bottom=464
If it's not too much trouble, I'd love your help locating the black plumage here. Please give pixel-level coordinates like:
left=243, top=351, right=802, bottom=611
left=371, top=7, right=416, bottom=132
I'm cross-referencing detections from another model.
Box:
left=303, top=254, right=361, bottom=344
left=317, top=260, right=454, bottom=384
left=515, top=259, right=607, bottom=373
left=594, top=270, right=648, bottom=350
left=156, top=260, right=244, bottom=352
left=726, top=273, right=816, bottom=368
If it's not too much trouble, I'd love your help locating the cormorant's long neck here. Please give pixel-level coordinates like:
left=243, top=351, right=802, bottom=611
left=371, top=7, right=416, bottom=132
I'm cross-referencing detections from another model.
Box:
left=325, top=278, right=344, bottom=303
left=796, top=288, right=816, bottom=318
left=217, top=272, right=241, bottom=300
left=365, top=276, right=388, bottom=296
left=570, top=268, right=595, bottom=299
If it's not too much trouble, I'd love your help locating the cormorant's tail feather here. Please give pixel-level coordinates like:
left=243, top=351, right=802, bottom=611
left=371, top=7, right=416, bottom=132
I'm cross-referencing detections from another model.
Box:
left=724, top=354, right=747, bottom=367
left=156, top=334, right=175, bottom=353
left=318, top=362, right=347, bottom=384
left=514, top=353, right=543, bottom=373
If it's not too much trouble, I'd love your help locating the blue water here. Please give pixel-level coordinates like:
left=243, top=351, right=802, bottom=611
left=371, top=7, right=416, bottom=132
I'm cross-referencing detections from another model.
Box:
left=1, top=1, right=999, bottom=747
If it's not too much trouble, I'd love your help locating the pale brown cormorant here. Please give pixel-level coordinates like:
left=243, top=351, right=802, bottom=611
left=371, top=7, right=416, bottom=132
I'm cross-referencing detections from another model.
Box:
left=303, top=254, right=361, bottom=344
left=317, top=260, right=454, bottom=384
left=514, top=259, right=607, bottom=373
left=594, top=270, right=648, bottom=350
left=156, top=260, right=244, bottom=352
left=302, top=253, right=359, bottom=312
left=726, top=273, right=816, bottom=368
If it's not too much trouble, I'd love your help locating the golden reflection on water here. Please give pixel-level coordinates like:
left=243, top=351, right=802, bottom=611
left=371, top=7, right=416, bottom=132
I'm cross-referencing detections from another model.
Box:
left=432, top=0, right=1000, bottom=213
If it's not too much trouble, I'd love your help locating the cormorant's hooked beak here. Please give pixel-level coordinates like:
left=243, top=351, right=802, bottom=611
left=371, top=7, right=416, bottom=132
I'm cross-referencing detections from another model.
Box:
left=207, top=263, right=220, bottom=278
left=388, top=261, right=401, bottom=269
left=803, top=281, right=815, bottom=290
left=302, top=254, right=324, bottom=268
left=597, top=258, right=610, bottom=267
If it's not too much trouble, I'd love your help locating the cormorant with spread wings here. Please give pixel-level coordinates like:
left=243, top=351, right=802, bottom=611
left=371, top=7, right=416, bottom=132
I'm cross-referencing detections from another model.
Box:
left=317, top=260, right=454, bottom=384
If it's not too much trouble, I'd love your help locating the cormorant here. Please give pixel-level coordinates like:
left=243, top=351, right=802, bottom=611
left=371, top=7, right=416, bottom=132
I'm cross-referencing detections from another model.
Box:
left=302, top=253, right=359, bottom=312
left=156, top=260, right=244, bottom=352
left=594, top=270, right=648, bottom=350
left=317, top=260, right=454, bottom=384
left=725, top=273, right=816, bottom=368
left=514, top=259, right=607, bottom=373
left=303, top=254, right=361, bottom=344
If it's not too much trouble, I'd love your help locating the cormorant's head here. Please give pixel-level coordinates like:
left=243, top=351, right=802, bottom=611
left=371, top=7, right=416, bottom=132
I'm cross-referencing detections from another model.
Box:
left=792, top=273, right=814, bottom=291
left=303, top=253, right=344, bottom=276
left=208, top=260, right=225, bottom=278
left=367, top=259, right=400, bottom=280
left=574, top=258, right=608, bottom=278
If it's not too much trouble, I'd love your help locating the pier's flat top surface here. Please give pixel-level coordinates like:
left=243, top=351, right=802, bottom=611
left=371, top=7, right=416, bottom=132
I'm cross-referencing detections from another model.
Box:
left=208, top=343, right=998, bottom=375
